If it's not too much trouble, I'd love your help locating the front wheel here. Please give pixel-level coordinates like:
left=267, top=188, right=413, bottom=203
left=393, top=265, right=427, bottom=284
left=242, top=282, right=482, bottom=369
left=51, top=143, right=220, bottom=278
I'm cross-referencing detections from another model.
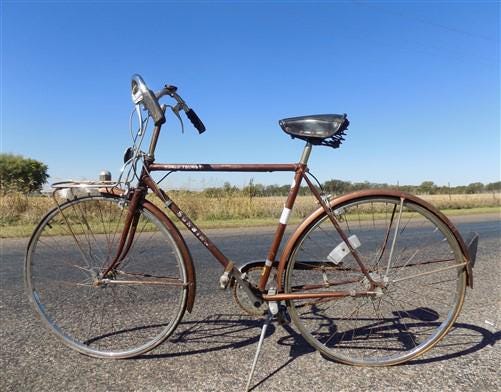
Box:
left=25, top=194, right=189, bottom=358
left=284, top=194, right=467, bottom=366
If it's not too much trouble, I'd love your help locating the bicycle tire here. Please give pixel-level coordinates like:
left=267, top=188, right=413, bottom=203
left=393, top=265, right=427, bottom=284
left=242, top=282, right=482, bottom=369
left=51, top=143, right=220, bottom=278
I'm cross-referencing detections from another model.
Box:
left=25, top=194, right=189, bottom=358
left=284, top=193, right=467, bottom=366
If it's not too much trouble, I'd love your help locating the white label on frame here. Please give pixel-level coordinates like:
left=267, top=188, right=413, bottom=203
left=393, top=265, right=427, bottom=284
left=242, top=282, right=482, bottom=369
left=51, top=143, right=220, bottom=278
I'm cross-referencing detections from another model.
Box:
left=279, top=207, right=292, bottom=225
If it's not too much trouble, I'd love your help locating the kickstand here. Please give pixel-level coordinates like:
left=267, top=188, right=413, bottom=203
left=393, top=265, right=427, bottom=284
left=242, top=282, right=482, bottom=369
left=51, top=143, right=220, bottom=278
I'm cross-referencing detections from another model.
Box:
left=245, top=311, right=273, bottom=392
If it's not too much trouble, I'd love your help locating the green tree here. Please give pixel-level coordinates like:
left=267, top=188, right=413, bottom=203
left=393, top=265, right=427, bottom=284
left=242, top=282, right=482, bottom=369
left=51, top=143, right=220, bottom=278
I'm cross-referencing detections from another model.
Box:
left=486, top=181, right=501, bottom=192
left=323, top=179, right=352, bottom=195
left=222, top=181, right=238, bottom=196
left=418, top=181, right=436, bottom=194
left=465, top=182, right=485, bottom=194
left=243, top=178, right=264, bottom=198
left=0, top=153, right=49, bottom=194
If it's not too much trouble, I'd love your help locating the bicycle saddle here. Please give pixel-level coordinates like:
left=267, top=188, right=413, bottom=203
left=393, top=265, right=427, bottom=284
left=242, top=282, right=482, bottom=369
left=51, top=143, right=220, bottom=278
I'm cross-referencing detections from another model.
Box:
left=279, top=114, right=349, bottom=148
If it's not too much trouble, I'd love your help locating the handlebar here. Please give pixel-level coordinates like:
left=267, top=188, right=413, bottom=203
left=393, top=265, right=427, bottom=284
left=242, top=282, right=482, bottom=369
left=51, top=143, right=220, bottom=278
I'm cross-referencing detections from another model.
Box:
left=131, top=74, right=206, bottom=134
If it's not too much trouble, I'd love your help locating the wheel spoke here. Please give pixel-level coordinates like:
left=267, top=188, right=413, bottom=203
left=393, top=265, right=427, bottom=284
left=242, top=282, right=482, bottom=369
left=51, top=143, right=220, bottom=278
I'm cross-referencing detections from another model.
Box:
left=26, top=195, right=188, bottom=358
left=285, top=195, right=466, bottom=365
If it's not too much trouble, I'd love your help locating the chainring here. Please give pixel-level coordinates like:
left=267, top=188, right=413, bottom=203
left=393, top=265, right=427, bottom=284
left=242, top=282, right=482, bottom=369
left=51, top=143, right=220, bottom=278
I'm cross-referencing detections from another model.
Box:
left=232, top=266, right=269, bottom=317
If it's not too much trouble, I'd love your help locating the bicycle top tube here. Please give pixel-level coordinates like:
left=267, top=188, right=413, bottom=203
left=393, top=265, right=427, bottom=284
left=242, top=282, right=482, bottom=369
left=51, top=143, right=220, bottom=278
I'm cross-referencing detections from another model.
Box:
left=147, top=163, right=300, bottom=173
left=146, top=141, right=313, bottom=173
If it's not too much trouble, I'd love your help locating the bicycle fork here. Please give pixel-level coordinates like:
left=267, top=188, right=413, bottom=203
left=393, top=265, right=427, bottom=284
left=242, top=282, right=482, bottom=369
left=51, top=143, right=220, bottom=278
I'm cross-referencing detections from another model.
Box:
left=101, top=186, right=146, bottom=278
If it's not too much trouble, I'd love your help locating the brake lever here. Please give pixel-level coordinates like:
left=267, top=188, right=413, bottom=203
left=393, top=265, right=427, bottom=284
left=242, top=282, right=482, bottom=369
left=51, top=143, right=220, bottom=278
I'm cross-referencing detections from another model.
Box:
left=170, top=103, right=185, bottom=134
left=156, top=85, right=205, bottom=133
left=135, top=104, right=144, bottom=136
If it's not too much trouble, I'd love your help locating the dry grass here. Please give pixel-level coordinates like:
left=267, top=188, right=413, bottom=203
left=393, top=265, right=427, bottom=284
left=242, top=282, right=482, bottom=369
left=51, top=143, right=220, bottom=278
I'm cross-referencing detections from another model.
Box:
left=155, top=192, right=318, bottom=221
left=422, top=193, right=501, bottom=210
left=0, top=193, right=53, bottom=226
left=1, top=191, right=499, bottom=238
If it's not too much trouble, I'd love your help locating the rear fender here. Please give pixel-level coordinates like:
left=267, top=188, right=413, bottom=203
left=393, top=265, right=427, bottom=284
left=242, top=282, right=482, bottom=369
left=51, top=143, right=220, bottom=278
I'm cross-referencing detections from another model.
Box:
left=276, top=189, right=474, bottom=291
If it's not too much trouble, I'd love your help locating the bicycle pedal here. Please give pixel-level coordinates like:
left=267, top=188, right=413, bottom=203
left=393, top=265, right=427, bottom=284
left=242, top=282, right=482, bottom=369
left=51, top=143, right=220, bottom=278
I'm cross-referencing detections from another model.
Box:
left=219, top=271, right=230, bottom=289
left=219, top=262, right=235, bottom=290
left=276, top=305, right=291, bottom=326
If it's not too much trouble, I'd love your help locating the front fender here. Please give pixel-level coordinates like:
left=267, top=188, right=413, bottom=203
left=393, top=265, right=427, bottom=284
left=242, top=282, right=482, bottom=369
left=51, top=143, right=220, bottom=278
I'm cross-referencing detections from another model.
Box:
left=99, top=189, right=197, bottom=312
left=141, top=200, right=197, bottom=312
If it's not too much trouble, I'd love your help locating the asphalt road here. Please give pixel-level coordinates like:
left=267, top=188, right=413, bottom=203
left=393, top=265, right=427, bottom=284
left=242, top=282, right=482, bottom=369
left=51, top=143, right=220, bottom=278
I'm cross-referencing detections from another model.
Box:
left=1, top=214, right=499, bottom=391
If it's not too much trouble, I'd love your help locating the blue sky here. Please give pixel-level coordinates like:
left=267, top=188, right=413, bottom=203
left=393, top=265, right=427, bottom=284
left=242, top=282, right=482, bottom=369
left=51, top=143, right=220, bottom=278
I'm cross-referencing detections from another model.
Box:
left=1, top=0, right=500, bottom=189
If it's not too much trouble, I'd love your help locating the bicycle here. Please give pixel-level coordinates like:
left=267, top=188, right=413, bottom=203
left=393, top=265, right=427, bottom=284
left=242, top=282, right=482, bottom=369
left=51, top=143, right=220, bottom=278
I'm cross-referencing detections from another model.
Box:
left=25, top=74, right=479, bottom=389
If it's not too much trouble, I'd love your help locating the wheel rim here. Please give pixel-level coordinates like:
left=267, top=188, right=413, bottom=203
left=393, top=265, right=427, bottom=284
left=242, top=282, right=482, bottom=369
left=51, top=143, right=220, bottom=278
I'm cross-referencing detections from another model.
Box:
left=25, top=195, right=188, bottom=358
left=285, top=196, right=466, bottom=366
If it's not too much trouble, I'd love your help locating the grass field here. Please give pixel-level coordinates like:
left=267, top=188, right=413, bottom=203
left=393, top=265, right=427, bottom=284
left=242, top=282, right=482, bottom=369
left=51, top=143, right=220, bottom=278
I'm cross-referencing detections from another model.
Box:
left=1, top=191, right=499, bottom=238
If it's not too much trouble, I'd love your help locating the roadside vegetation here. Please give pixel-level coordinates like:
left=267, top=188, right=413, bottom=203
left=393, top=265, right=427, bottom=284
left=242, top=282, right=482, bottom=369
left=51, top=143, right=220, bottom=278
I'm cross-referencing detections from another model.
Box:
left=1, top=184, right=499, bottom=238
left=0, top=153, right=49, bottom=194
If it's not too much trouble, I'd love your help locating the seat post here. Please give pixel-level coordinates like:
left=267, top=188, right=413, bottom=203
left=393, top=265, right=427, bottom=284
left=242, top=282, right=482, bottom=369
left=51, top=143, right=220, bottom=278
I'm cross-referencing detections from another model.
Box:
left=300, top=142, right=313, bottom=165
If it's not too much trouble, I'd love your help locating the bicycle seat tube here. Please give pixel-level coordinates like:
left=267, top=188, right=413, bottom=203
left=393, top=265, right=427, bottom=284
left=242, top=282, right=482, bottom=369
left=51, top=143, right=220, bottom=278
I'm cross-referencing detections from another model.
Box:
left=257, top=142, right=313, bottom=291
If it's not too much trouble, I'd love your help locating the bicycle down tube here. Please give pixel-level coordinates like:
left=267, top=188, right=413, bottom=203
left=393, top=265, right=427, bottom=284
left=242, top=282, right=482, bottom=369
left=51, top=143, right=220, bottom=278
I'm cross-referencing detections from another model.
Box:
left=147, top=159, right=308, bottom=292
left=102, top=146, right=378, bottom=302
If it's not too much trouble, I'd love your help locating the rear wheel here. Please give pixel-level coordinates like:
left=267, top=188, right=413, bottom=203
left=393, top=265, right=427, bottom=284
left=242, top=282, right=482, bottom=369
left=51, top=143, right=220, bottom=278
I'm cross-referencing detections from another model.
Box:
left=25, top=194, right=189, bottom=358
left=284, top=195, right=467, bottom=366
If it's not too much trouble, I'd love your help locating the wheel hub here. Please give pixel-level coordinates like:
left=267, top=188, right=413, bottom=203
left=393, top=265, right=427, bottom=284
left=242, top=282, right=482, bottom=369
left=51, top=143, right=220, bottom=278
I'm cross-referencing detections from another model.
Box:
left=362, top=272, right=389, bottom=297
left=92, top=269, right=115, bottom=288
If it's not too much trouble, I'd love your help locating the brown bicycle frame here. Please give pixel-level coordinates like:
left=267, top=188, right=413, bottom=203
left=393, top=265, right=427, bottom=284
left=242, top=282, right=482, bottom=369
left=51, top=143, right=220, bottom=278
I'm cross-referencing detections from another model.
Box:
left=102, top=123, right=380, bottom=301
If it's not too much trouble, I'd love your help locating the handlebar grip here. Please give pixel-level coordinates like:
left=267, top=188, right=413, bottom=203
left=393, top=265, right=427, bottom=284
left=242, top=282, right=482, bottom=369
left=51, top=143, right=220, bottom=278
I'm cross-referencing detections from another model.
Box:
left=186, top=108, right=206, bottom=134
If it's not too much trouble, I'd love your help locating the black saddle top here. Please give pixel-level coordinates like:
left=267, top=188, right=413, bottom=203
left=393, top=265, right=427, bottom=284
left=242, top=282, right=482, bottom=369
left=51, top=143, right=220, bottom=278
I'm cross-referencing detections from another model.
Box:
left=279, top=114, right=349, bottom=148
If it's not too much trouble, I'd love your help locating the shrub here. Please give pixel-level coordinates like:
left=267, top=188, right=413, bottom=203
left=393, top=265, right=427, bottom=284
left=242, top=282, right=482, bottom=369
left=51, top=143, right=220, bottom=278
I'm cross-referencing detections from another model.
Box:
left=0, top=154, right=49, bottom=194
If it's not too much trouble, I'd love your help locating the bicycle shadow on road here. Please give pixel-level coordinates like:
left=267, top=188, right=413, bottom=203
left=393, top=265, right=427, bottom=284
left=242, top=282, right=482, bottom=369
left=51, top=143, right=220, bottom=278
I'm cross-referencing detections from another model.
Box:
left=135, top=313, right=280, bottom=360
left=406, top=322, right=500, bottom=365
left=134, top=313, right=499, bottom=390
left=135, top=313, right=498, bottom=364
left=249, top=322, right=499, bottom=391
